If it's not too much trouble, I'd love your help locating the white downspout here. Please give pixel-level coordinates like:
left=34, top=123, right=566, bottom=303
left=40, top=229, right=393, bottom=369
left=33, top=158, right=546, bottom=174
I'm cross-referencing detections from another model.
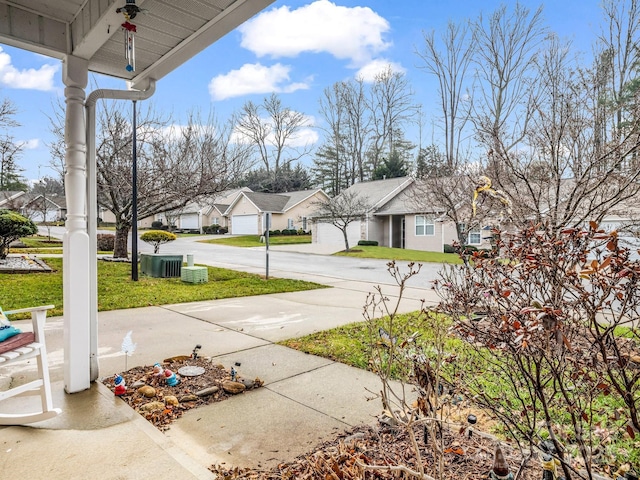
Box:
left=85, top=79, right=156, bottom=382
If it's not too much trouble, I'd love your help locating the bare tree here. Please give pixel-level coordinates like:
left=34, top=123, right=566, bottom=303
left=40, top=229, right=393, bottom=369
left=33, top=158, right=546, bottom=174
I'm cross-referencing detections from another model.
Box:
left=594, top=0, right=640, bottom=164
left=313, top=78, right=375, bottom=193
left=50, top=102, right=251, bottom=258
left=489, top=31, right=640, bottom=232
left=412, top=19, right=479, bottom=247
left=0, top=98, right=26, bottom=191
left=472, top=2, right=546, bottom=175
left=417, top=21, right=475, bottom=170
left=313, top=190, right=371, bottom=252
left=369, top=67, right=418, bottom=172
left=235, top=93, right=311, bottom=192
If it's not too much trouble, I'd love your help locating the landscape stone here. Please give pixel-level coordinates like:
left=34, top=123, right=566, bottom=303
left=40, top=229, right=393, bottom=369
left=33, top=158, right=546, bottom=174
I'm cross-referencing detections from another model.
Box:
left=240, top=378, right=255, bottom=389
left=222, top=380, right=246, bottom=395
left=140, top=401, right=165, bottom=412
left=179, top=394, right=198, bottom=402
left=195, top=386, right=219, bottom=397
left=131, top=380, right=146, bottom=388
left=138, top=385, right=156, bottom=398
left=164, top=395, right=179, bottom=406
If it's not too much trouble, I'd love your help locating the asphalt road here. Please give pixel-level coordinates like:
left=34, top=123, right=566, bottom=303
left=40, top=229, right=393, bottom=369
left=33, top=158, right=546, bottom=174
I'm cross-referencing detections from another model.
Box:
left=39, top=226, right=446, bottom=289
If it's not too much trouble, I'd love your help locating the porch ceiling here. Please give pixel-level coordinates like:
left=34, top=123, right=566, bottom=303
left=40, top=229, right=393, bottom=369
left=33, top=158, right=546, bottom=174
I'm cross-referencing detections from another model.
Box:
left=0, top=0, right=274, bottom=89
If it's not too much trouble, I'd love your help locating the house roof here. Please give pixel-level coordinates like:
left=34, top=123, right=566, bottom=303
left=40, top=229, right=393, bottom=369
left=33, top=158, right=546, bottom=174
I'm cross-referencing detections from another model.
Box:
left=0, top=191, right=66, bottom=208
left=243, top=192, right=290, bottom=212
left=0, top=191, right=27, bottom=206
left=339, top=177, right=414, bottom=213
left=226, top=188, right=327, bottom=214
left=168, top=187, right=253, bottom=216
left=282, top=189, right=328, bottom=211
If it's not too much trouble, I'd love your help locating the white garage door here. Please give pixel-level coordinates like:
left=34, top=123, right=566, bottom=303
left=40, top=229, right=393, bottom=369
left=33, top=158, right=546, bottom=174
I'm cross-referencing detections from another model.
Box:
left=180, top=213, right=199, bottom=229
left=316, top=221, right=361, bottom=248
left=232, top=214, right=258, bottom=235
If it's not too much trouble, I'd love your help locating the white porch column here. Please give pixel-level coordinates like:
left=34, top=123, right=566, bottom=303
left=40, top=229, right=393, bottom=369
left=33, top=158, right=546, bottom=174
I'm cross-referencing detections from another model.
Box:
left=62, top=55, right=91, bottom=393
left=388, top=215, right=393, bottom=248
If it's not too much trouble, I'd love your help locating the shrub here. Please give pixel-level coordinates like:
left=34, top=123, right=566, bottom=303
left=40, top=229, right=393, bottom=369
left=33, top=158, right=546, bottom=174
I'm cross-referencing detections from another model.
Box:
left=96, top=233, right=115, bottom=252
left=281, top=229, right=297, bottom=236
left=140, top=230, right=177, bottom=253
left=297, top=228, right=306, bottom=235
left=203, top=225, right=220, bottom=234
left=151, top=220, right=164, bottom=229
left=218, top=227, right=228, bottom=234
left=357, top=240, right=378, bottom=246
left=0, top=209, right=37, bottom=259
left=443, top=244, right=456, bottom=254
left=461, top=244, right=478, bottom=253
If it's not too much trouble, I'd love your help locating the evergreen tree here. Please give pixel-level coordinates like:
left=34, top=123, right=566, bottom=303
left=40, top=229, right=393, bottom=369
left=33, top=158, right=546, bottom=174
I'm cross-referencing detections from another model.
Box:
left=415, top=145, right=451, bottom=178
left=240, top=163, right=312, bottom=193
left=372, top=150, right=408, bottom=180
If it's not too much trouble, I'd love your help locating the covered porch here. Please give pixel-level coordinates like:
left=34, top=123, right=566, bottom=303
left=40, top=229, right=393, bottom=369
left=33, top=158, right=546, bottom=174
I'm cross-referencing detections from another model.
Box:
left=0, top=0, right=274, bottom=394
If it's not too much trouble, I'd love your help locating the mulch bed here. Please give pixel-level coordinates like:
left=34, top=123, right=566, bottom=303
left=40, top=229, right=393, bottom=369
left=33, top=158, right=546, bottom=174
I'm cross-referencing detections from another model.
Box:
left=101, top=356, right=263, bottom=432
left=101, top=358, right=556, bottom=479
left=210, top=423, right=544, bottom=479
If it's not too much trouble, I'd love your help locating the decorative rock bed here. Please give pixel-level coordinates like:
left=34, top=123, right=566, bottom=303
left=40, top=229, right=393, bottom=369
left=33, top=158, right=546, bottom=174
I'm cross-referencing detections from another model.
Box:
left=0, top=255, right=52, bottom=273
left=101, top=356, right=263, bottom=432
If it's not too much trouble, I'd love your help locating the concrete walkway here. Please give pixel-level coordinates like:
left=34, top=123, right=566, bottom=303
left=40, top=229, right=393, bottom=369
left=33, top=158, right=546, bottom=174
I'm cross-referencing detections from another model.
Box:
left=0, top=268, right=440, bottom=479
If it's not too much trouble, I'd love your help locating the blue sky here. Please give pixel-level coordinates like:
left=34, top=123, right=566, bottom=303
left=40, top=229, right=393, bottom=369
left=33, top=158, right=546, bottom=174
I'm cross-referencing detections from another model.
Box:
left=0, top=0, right=607, bottom=183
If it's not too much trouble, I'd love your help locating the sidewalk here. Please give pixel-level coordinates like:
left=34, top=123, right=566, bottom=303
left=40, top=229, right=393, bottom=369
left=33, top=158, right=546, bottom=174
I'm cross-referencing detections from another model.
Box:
left=0, top=272, right=439, bottom=479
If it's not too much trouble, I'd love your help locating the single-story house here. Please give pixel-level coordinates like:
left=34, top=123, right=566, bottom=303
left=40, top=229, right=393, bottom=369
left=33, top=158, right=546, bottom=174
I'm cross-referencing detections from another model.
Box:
left=311, top=177, right=493, bottom=252
left=225, top=188, right=329, bottom=235
left=99, top=187, right=251, bottom=232
left=155, top=188, right=251, bottom=232
left=0, top=191, right=67, bottom=222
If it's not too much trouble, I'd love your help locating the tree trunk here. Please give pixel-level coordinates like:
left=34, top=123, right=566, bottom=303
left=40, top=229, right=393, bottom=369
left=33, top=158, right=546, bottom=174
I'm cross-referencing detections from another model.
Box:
left=113, top=224, right=130, bottom=259
left=342, top=228, right=350, bottom=252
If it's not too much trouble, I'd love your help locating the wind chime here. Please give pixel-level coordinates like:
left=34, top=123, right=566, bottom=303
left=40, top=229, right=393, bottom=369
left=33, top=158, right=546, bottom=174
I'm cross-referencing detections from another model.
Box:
left=116, top=0, right=142, bottom=72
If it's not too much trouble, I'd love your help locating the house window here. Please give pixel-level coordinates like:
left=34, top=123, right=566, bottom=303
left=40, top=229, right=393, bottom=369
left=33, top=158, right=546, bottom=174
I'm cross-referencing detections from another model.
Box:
left=468, top=227, right=482, bottom=245
left=287, top=218, right=294, bottom=229
left=212, top=217, right=219, bottom=225
left=415, top=215, right=434, bottom=236
left=302, top=216, right=308, bottom=231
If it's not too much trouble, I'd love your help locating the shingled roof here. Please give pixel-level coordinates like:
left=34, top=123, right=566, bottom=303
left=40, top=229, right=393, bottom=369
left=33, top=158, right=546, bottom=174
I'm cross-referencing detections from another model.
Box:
left=226, top=189, right=327, bottom=214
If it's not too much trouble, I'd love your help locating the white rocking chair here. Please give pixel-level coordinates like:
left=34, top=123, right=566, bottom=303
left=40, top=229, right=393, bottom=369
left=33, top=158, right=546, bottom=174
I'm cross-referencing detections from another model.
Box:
left=0, top=305, right=61, bottom=425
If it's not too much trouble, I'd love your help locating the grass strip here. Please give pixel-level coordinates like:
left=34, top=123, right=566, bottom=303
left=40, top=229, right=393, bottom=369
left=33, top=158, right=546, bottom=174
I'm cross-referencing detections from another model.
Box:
left=1, top=257, right=327, bottom=319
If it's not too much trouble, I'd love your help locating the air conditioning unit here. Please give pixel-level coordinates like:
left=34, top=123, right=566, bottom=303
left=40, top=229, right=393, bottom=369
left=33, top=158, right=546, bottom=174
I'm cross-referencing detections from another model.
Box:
left=161, top=259, right=182, bottom=278
left=140, top=254, right=183, bottom=278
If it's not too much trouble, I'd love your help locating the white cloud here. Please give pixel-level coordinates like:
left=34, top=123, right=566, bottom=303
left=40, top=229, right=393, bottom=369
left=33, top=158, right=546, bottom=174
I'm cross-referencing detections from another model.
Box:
left=0, top=47, right=58, bottom=91
left=238, top=0, right=391, bottom=67
left=209, top=63, right=310, bottom=101
left=18, top=138, right=40, bottom=150
left=355, top=59, right=406, bottom=83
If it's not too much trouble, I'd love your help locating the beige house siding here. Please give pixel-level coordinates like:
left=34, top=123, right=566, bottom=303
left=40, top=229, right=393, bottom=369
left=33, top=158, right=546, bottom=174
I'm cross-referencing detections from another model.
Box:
left=366, top=215, right=384, bottom=245
left=404, top=215, right=446, bottom=251
left=274, top=190, right=326, bottom=232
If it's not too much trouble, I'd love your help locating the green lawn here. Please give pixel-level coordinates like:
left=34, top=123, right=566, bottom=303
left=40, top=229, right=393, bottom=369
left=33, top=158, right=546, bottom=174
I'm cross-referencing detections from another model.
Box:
left=202, top=234, right=312, bottom=247
left=9, top=235, right=64, bottom=255
left=1, top=257, right=326, bottom=319
left=335, top=245, right=463, bottom=263
left=279, top=314, right=639, bottom=467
